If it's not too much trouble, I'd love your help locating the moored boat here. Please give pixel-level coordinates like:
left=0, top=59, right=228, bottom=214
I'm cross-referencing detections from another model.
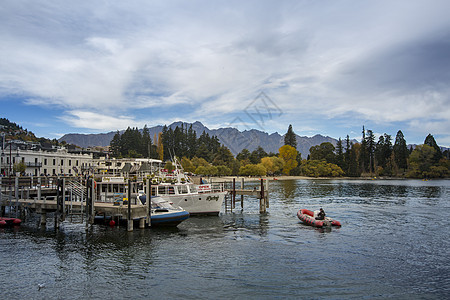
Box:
left=150, top=158, right=226, bottom=215
left=145, top=196, right=190, bottom=227
left=0, top=217, right=22, bottom=227
left=297, top=209, right=341, bottom=227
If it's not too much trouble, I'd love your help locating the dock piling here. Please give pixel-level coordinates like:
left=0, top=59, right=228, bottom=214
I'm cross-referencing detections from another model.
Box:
left=127, top=180, right=133, bottom=231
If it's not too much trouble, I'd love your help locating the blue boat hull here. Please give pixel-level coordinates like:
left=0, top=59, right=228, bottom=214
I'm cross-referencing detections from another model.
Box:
left=151, top=211, right=190, bottom=227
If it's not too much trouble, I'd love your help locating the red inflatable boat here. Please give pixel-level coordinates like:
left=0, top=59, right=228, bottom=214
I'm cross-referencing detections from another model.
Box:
left=0, top=217, right=22, bottom=227
left=297, top=209, right=341, bottom=228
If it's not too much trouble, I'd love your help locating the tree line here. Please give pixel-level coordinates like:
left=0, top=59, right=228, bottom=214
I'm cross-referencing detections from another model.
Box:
left=109, top=123, right=449, bottom=179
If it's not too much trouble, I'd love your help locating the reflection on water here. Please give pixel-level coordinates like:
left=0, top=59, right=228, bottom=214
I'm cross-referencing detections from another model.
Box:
left=278, top=179, right=298, bottom=200
left=0, top=179, right=449, bottom=299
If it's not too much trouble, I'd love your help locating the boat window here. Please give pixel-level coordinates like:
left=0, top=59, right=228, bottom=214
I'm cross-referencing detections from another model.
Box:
left=151, top=187, right=156, bottom=196
left=178, top=185, right=188, bottom=194
left=168, top=186, right=175, bottom=195
left=189, top=185, right=197, bottom=193
left=158, top=186, right=166, bottom=195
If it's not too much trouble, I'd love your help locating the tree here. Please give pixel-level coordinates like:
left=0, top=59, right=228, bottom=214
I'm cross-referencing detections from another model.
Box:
left=157, top=132, right=164, bottom=161
left=284, top=124, right=297, bottom=149
left=407, top=144, right=436, bottom=178
left=164, top=161, right=174, bottom=172
left=249, top=146, right=268, bottom=164
left=360, top=126, right=368, bottom=173
left=191, top=157, right=210, bottom=169
left=212, top=145, right=235, bottom=168
left=279, top=145, right=298, bottom=175
left=216, top=165, right=232, bottom=176
left=195, top=165, right=218, bottom=176
left=261, top=157, right=275, bottom=175
left=335, top=138, right=345, bottom=170
left=424, top=134, right=443, bottom=163
left=309, top=142, right=336, bottom=163
left=239, top=164, right=267, bottom=176
left=236, top=149, right=251, bottom=163
left=366, top=129, right=376, bottom=173
left=181, top=157, right=196, bottom=173
left=110, top=131, right=122, bottom=157
left=13, top=161, right=27, bottom=175
left=393, top=130, right=408, bottom=171
left=142, top=125, right=151, bottom=158
left=300, top=160, right=344, bottom=177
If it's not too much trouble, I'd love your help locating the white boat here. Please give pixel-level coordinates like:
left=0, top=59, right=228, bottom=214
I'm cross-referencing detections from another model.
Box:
left=138, top=194, right=190, bottom=227
left=149, top=159, right=227, bottom=215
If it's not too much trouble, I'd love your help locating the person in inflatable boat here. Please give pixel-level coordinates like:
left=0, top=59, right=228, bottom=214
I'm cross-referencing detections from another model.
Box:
left=316, top=208, right=326, bottom=220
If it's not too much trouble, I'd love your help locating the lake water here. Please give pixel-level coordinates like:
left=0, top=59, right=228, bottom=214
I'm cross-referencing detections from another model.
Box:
left=1, top=179, right=449, bottom=299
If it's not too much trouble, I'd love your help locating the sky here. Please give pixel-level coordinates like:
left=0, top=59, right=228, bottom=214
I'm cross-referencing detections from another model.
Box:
left=1, top=0, right=450, bottom=147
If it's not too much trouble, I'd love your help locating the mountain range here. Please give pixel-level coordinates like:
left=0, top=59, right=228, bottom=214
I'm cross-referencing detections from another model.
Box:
left=59, top=121, right=340, bottom=157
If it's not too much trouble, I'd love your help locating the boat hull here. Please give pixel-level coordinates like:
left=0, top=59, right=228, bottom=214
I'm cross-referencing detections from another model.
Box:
left=160, top=191, right=226, bottom=215
left=297, top=209, right=341, bottom=228
left=150, top=210, right=190, bottom=226
left=0, top=217, right=22, bottom=227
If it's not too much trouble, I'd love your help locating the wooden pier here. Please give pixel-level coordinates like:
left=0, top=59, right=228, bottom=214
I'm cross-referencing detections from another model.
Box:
left=223, top=178, right=269, bottom=213
left=1, top=176, right=152, bottom=231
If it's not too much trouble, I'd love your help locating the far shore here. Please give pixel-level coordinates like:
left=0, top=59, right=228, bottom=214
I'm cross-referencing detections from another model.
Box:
left=196, top=175, right=414, bottom=182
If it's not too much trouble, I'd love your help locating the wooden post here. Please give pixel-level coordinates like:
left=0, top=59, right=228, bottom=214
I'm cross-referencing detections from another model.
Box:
left=139, top=218, right=145, bottom=229
left=37, top=177, right=41, bottom=202
left=232, top=178, right=236, bottom=209
left=90, top=179, right=95, bottom=223
left=260, top=179, right=266, bottom=213
left=241, top=178, right=244, bottom=208
left=127, top=179, right=133, bottom=231
left=146, top=179, right=151, bottom=227
left=265, top=178, right=269, bottom=208
left=62, top=178, right=66, bottom=221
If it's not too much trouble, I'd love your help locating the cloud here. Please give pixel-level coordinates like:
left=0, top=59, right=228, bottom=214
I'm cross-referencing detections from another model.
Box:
left=62, top=110, right=140, bottom=131
left=1, top=0, right=450, bottom=145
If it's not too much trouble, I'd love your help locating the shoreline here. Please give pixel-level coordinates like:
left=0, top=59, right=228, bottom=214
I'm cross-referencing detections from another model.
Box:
left=193, top=176, right=449, bottom=183
left=208, top=176, right=404, bottom=182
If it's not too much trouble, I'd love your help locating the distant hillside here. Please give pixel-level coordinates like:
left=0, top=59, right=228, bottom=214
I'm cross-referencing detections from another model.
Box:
left=59, top=121, right=339, bottom=157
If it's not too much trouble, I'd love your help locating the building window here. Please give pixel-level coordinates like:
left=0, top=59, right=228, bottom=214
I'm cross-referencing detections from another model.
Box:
left=76, top=160, right=79, bottom=166
left=61, top=159, right=64, bottom=166
left=44, top=158, right=47, bottom=165
left=69, top=160, right=72, bottom=166
left=53, top=159, right=56, bottom=165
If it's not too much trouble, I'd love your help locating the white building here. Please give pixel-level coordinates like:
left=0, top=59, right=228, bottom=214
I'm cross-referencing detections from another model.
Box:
left=1, top=142, right=94, bottom=176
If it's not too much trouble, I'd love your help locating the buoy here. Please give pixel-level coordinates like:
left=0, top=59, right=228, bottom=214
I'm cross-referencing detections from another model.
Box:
left=13, top=218, right=22, bottom=225
left=109, top=220, right=116, bottom=227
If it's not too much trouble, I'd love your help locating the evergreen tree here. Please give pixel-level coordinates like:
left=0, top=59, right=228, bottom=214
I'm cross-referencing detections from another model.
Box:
left=309, top=142, right=336, bottom=164
left=142, top=125, right=151, bottom=158
left=366, top=129, right=376, bottom=173
left=335, top=138, right=345, bottom=170
left=110, top=131, right=122, bottom=157
left=249, top=146, right=268, bottom=164
left=236, top=149, right=251, bottom=161
left=344, top=135, right=352, bottom=175
left=360, top=126, right=368, bottom=173
left=424, top=134, right=442, bottom=163
left=393, top=130, right=408, bottom=171
left=348, top=143, right=361, bottom=177
left=284, top=124, right=297, bottom=149
left=187, top=125, right=197, bottom=158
